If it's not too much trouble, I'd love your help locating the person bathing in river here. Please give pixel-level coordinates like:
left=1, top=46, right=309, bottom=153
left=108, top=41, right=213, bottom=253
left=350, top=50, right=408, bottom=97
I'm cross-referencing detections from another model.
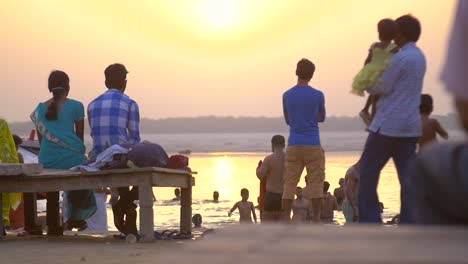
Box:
left=228, top=188, right=257, bottom=224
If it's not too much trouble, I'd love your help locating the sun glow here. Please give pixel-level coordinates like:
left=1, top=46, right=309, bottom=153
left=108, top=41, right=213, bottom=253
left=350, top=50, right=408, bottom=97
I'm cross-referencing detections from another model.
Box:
left=195, top=0, right=253, bottom=35
left=214, top=156, right=234, bottom=180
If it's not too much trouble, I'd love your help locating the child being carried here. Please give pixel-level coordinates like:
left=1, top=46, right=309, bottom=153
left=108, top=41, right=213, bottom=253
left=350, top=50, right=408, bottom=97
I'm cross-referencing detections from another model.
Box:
left=352, top=18, right=399, bottom=126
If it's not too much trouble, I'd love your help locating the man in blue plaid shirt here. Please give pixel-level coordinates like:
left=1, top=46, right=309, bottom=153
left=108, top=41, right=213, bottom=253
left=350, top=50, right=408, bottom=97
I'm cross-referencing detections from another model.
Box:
left=88, top=63, right=141, bottom=238
left=88, top=63, right=141, bottom=158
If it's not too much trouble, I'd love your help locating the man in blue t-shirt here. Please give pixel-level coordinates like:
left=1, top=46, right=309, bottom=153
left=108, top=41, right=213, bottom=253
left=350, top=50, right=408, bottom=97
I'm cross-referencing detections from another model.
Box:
left=282, top=58, right=326, bottom=222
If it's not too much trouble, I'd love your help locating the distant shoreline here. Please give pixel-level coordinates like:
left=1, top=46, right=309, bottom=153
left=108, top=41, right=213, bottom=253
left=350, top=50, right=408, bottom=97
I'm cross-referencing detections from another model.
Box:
left=8, top=115, right=462, bottom=135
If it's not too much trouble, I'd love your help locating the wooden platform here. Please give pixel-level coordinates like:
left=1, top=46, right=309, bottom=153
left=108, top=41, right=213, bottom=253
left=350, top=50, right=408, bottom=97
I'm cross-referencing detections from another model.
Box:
left=0, top=167, right=195, bottom=242
left=0, top=163, right=43, bottom=176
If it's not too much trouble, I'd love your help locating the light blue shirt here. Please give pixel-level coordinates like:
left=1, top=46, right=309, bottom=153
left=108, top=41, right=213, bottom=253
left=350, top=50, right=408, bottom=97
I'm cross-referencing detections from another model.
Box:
left=368, top=42, right=426, bottom=138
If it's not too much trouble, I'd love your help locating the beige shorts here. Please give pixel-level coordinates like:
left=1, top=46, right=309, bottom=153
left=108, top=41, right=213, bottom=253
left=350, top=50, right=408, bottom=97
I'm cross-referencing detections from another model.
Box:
left=282, top=146, right=325, bottom=200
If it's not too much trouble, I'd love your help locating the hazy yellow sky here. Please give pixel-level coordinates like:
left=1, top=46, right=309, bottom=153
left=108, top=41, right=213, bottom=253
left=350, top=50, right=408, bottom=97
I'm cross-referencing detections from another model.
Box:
left=2, top=0, right=457, bottom=122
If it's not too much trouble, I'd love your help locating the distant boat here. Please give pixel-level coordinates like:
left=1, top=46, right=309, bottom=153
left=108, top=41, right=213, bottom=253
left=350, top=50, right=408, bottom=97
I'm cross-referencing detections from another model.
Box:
left=18, top=130, right=40, bottom=163
left=178, top=149, right=192, bottom=155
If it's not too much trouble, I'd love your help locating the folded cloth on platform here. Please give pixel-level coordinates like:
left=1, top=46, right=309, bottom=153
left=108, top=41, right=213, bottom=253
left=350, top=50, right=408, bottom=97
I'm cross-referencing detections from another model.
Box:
left=73, top=142, right=173, bottom=171
left=168, top=155, right=189, bottom=170
left=127, top=141, right=169, bottom=168
left=87, top=145, right=129, bottom=168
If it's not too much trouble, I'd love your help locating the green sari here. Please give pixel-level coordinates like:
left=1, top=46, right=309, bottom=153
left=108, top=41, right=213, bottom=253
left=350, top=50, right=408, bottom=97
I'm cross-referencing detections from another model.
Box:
left=0, top=119, right=22, bottom=226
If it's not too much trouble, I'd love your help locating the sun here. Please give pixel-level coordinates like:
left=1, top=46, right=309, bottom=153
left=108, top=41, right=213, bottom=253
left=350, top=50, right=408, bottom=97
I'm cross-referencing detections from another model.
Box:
left=196, top=0, right=248, bottom=33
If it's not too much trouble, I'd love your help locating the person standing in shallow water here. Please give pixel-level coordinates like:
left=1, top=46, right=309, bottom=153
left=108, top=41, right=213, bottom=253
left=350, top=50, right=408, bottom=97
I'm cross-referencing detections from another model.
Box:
left=281, top=58, right=326, bottom=223
left=256, top=135, right=285, bottom=222
left=173, top=188, right=181, bottom=201
left=292, top=187, right=310, bottom=223
left=228, top=188, right=257, bottom=224
left=343, top=162, right=360, bottom=223
left=333, top=178, right=345, bottom=211
left=418, top=94, right=448, bottom=149
left=31, top=71, right=96, bottom=233
left=321, top=181, right=338, bottom=223
left=213, top=191, right=219, bottom=202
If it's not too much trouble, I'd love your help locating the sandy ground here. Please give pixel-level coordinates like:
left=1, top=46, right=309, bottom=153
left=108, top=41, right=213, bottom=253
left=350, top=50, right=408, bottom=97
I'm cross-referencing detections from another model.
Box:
left=0, top=234, right=196, bottom=264
left=2, top=225, right=468, bottom=264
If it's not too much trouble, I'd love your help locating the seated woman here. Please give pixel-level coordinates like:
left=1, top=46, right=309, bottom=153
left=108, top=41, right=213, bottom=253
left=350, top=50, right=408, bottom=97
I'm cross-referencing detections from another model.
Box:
left=31, top=71, right=96, bottom=232
left=0, top=119, right=22, bottom=234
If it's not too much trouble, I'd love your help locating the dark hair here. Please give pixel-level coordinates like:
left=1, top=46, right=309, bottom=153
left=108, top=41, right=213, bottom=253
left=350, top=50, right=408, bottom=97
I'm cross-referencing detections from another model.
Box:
left=395, top=15, right=421, bottom=42
left=105, top=63, right=128, bottom=89
left=296, top=58, right=315, bottom=80
left=378, top=18, right=396, bottom=41
left=338, top=178, right=344, bottom=186
left=46, top=71, right=70, bottom=121
left=420, top=94, right=433, bottom=114
left=12, top=134, right=23, bottom=147
left=323, top=181, right=330, bottom=193
left=192, top=214, right=202, bottom=226
left=241, top=188, right=249, bottom=195
left=271, top=135, right=285, bottom=148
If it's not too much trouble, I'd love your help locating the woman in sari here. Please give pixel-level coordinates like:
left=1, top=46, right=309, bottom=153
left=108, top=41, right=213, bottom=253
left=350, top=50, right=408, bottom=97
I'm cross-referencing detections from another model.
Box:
left=0, top=119, right=22, bottom=234
left=31, top=70, right=96, bottom=231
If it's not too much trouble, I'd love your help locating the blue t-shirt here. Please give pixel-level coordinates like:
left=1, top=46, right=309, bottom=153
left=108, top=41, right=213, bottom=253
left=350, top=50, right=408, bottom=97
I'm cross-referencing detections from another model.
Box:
left=282, top=85, right=326, bottom=146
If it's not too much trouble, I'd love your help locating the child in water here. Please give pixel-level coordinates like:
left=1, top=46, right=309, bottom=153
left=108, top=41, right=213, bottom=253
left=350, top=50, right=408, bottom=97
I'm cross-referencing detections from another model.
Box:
left=292, top=187, right=310, bottom=223
left=419, top=94, right=449, bottom=148
left=228, top=188, right=257, bottom=224
left=352, top=18, right=399, bottom=125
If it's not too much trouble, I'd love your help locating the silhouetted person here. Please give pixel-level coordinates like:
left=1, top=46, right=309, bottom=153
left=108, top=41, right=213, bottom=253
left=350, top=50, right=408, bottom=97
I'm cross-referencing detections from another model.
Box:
left=292, top=187, right=309, bottom=223
left=88, top=64, right=141, bottom=238
left=419, top=94, right=448, bottom=148
left=404, top=1, right=468, bottom=225
left=213, top=191, right=219, bottom=202
left=333, top=178, right=345, bottom=210
left=173, top=188, right=181, bottom=201
left=352, top=18, right=398, bottom=125
left=321, top=181, right=338, bottom=222
left=228, top=189, right=257, bottom=224
left=256, top=135, right=285, bottom=222
left=192, top=214, right=202, bottom=228
left=282, top=58, right=326, bottom=223
left=343, top=162, right=360, bottom=223
left=358, top=15, right=426, bottom=223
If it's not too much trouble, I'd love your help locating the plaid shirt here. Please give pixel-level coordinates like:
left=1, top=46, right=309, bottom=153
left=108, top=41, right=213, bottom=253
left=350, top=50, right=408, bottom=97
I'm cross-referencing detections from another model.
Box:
left=368, top=42, right=426, bottom=138
left=88, top=89, right=141, bottom=156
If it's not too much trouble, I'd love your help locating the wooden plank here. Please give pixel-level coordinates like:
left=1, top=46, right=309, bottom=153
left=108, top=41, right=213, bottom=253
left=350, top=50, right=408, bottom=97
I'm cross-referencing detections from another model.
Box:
left=0, top=163, right=43, bottom=176
left=0, top=171, right=194, bottom=193
left=22, top=167, right=193, bottom=178
left=80, top=167, right=194, bottom=176
left=180, top=187, right=192, bottom=233
left=152, top=173, right=192, bottom=188
left=138, top=174, right=154, bottom=243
